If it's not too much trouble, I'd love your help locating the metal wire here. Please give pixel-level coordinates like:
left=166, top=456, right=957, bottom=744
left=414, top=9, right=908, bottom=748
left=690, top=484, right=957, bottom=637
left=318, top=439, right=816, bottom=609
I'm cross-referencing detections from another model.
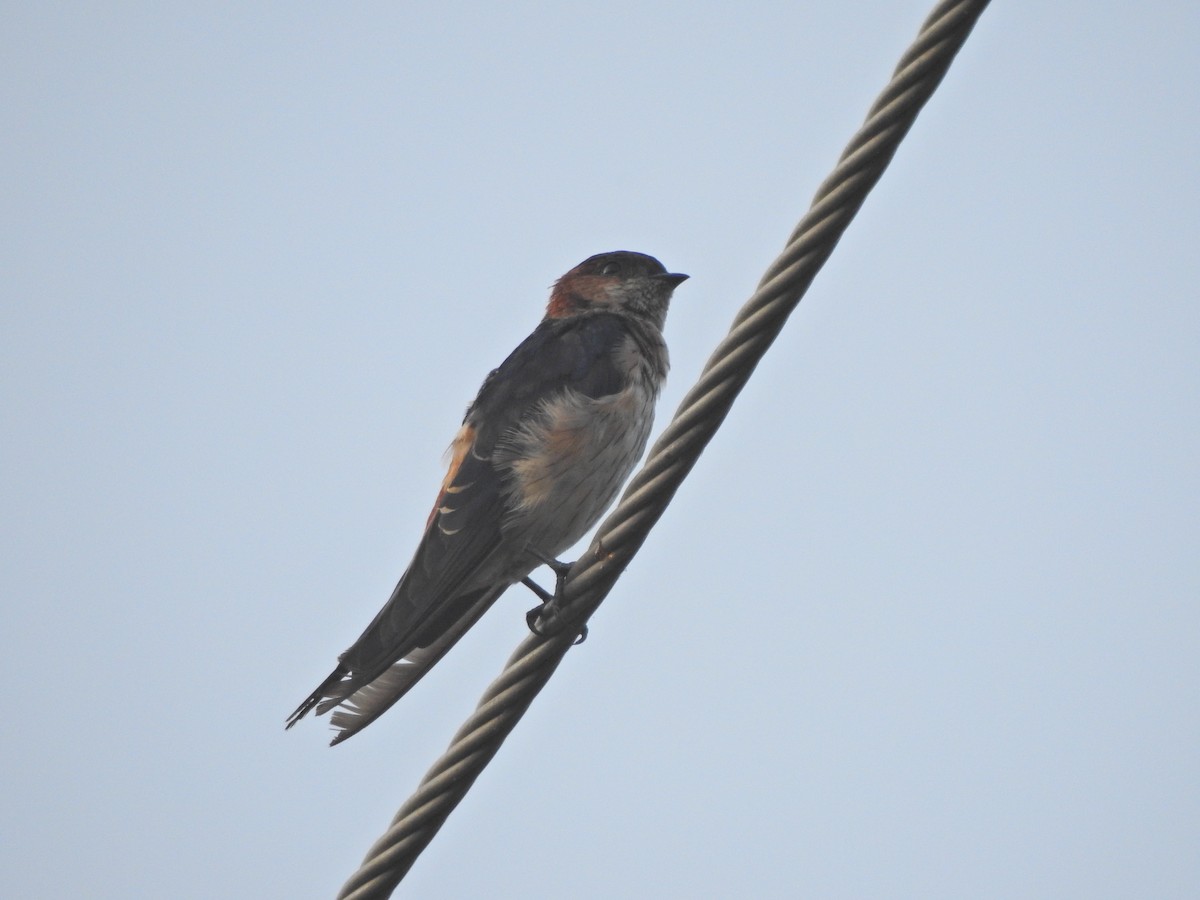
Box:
left=336, top=1, right=992, bottom=896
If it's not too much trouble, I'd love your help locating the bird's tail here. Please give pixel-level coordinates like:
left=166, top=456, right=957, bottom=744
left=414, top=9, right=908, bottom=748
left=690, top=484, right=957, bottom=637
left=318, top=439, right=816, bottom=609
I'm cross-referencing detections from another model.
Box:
left=285, top=585, right=506, bottom=745
left=284, top=668, right=346, bottom=731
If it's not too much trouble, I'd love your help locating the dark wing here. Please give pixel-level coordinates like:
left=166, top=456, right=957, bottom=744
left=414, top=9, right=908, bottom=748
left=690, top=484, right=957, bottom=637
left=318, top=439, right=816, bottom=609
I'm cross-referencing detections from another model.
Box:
left=342, top=311, right=633, bottom=666
left=287, top=312, right=634, bottom=742
left=465, top=311, right=630, bottom=445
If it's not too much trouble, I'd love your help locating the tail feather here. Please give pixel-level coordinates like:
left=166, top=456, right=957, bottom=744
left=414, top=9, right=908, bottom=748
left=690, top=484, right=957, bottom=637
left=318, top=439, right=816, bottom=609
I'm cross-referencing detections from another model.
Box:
left=284, top=665, right=350, bottom=730
left=286, top=585, right=507, bottom=745
left=326, top=587, right=503, bottom=745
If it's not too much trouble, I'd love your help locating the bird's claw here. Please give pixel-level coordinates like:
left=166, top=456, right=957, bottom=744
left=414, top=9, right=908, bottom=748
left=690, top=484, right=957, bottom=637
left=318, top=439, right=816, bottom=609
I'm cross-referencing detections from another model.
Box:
left=522, top=550, right=586, bottom=642
left=525, top=603, right=588, bottom=644
left=521, top=549, right=573, bottom=614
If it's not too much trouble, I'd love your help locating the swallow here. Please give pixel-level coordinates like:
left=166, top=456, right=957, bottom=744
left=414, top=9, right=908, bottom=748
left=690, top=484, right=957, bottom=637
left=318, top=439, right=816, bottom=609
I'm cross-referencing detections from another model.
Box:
left=287, top=250, right=687, bottom=744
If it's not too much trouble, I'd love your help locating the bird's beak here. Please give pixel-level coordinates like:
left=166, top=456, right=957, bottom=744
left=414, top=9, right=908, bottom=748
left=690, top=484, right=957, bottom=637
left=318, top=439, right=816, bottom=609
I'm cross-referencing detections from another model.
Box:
left=656, top=272, right=689, bottom=288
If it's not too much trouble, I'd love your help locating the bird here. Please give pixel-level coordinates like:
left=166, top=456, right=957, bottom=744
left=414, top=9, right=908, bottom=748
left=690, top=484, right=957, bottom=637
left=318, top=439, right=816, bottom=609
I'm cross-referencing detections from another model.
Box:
left=286, top=250, right=687, bottom=744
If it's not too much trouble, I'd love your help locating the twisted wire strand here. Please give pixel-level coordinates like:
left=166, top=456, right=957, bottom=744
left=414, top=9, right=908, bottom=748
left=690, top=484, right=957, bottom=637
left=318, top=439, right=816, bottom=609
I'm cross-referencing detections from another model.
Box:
left=337, top=1, right=991, bottom=896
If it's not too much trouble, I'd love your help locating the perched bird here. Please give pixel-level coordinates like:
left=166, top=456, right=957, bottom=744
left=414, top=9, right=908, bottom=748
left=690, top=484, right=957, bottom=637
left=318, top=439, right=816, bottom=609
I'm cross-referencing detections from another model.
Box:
left=287, top=250, right=687, bottom=744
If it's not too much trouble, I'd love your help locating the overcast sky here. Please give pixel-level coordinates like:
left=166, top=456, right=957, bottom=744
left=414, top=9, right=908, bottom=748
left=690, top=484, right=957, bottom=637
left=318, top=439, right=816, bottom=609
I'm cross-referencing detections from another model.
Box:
left=3, top=3, right=1198, bottom=898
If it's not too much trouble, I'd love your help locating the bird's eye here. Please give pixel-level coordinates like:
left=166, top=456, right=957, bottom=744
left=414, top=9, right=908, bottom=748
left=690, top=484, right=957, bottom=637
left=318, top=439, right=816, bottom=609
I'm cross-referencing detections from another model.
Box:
left=600, top=261, right=622, bottom=275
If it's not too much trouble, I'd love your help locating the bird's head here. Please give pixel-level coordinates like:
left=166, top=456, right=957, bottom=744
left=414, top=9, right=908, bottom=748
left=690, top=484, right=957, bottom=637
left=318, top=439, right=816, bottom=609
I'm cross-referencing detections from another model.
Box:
left=546, top=251, right=688, bottom=330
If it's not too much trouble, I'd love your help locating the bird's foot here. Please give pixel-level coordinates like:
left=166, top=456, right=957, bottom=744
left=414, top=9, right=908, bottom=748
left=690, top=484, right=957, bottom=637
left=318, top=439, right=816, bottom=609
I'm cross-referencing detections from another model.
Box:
left=524, top=601, right=588, bottom=644
left=521, top=550, right=586, bottom=643
left=521, top=548, right=572, bottom=606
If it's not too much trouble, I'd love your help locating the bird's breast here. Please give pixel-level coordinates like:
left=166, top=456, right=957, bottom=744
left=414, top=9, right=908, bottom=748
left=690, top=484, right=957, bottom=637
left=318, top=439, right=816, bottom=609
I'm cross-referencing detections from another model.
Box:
left=498, top=367, right=661, bottom=557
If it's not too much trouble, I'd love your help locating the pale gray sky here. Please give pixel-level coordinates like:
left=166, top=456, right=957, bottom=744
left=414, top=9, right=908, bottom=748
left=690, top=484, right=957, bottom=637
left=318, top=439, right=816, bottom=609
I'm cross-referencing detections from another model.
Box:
left=3, top=3, right=1198, bottom=898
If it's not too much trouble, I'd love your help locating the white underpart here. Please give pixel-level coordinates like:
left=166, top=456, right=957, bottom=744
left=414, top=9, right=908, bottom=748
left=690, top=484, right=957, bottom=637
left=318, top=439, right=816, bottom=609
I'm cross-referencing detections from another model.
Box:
left=499, top=338, right=663, bottom=559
